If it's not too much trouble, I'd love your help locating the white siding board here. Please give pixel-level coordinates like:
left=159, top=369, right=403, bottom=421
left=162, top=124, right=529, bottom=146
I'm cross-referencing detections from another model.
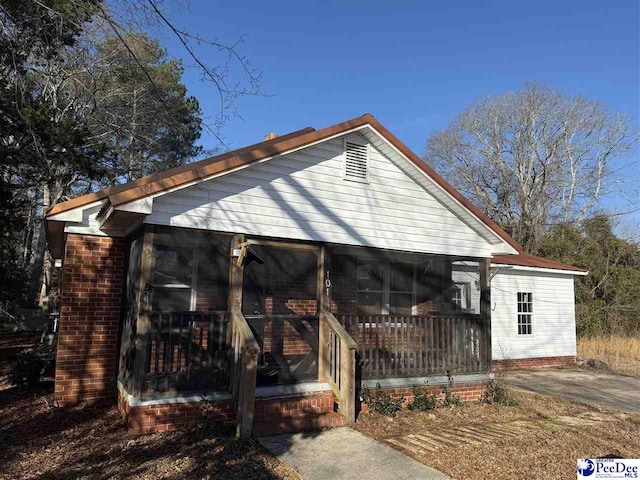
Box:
left=165, top=177, right=452, bottom=220
left=363, top=130, right=514, bottom=253
left=154, top=190, right=489, bottom=238
left=147, top=136, right=495, bottom=257
left=491, top=270, right=577, bottom=360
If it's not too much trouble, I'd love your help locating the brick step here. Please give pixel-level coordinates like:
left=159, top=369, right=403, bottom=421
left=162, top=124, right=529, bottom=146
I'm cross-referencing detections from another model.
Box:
left=253, top=411, right=346, bottom=436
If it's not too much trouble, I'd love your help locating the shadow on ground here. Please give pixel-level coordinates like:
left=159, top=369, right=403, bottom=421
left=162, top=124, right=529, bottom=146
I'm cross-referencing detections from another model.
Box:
left=0, top=375, right=300, bottom=479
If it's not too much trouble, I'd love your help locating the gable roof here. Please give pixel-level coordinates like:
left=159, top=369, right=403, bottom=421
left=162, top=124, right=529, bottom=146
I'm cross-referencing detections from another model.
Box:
left=46, top=113, right=523, bottom=253
left=492, top=253, right=587, bottom=273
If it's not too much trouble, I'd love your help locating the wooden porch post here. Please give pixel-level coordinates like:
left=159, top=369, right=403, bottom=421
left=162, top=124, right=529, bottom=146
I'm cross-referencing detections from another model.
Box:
left=479, top=257, right=492, bottom=370
left=229, top=234, right=245, bottom=314
left=228, top=234, right=259, bottom=438
left=317, top=245, right=332, bottom=381
left=131, top=227, right=155, bottom=397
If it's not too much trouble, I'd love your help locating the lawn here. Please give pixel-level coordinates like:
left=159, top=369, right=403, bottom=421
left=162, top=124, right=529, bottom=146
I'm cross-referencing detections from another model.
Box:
left=0, top=340, right=300, bottom=480
left=353, top=390, right=640, bottom=480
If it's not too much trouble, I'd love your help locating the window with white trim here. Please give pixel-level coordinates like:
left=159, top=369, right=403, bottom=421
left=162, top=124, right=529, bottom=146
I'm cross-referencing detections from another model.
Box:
left=517, top=292, right=533, bottom=335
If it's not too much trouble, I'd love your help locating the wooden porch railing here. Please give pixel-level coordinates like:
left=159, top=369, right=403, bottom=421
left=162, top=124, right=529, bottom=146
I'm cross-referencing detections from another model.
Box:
left=146, top=311, right=229, bottom=394
left=339, top=313, right=487, bottom=380
left=229, top=310, right=260, bottom=438
left=322, top=311, right=357, bottom=424
left=245, top=315, right=319, bottom=386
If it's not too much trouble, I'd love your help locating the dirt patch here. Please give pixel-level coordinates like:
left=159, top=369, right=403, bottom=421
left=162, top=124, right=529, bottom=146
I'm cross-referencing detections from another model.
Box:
left=0, top=358, right=300, bottom=480
left=353, top=391, right=640, bottom=480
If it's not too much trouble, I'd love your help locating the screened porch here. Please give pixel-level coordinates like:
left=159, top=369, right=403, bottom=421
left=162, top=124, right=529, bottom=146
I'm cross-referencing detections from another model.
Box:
left=118, top=226, right=490, bottom=404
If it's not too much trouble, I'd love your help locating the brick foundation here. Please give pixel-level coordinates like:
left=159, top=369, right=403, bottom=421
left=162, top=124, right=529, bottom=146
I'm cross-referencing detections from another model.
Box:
left=360, top=381, right=487, bottom=413
left=492, top=355, right=576, bottom=370
left=118, top=386, right=342, bottom=435
left=55, top=234, right=126, bottom=405
left=119, top=391, right=235, bottom=435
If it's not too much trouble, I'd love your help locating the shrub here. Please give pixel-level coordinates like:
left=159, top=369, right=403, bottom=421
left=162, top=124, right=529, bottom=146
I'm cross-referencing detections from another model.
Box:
left=362, top=383, right=404, bottom=416
left=482, top=379, right=519, bottom=406
left=8, top=344, right=56, bottom=390
left=9, top=351, right=44, bottom=390
left=408, top=384, right=438, bottom=412
left=441, top=371, right=462, bottom=407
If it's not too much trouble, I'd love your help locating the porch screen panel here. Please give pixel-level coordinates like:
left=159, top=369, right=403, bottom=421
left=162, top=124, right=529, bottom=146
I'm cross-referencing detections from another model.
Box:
left=143, top=227, right=231, bottom=395
left=151, top=228, right=231, bottom=312
left=242, top=244, right=319, bottom=386
left=241, top=245, right=318, bottom=316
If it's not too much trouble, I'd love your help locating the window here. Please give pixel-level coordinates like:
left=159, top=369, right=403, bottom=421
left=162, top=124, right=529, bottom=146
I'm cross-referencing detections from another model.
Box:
left=452, top=283, right=471, bottom=311
left=389, top=261, right=414, bottom=315
left=152, top=243, right=195, bottom=311
left=357, top=259, right=385, bottom=314
left=343, top=139, right=369, bottom=183
left=517, top=292, right=533, bottom=335
left=356, top=258, right=416, bottom=315
left=151, top=229, right=230, bottom=312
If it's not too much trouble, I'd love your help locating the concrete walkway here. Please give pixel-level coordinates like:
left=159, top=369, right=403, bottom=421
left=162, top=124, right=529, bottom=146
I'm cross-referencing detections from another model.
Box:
left=259, top=427, right=450, bottom=480
left=506, top=368, right=640, bottom=414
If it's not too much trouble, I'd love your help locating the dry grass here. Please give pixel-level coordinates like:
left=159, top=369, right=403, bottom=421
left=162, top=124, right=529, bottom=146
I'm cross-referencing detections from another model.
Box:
left=578, top=336, right=640, bottom=377
left=354, top=391, right=640, bottom=480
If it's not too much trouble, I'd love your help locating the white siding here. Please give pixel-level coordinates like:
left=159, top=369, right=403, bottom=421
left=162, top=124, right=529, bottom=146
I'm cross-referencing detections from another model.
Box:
left=491, top=270, right=577, bottom=360
left=146, top=135, right=494, bottom=257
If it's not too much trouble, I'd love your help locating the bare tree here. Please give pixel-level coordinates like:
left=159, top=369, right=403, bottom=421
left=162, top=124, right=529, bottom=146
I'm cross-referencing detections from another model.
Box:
left=425, top=83, right=638, bottom=252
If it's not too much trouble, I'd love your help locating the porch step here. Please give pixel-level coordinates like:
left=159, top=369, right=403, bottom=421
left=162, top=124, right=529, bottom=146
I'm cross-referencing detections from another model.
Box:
left=254, top=411, right=346, bottom=436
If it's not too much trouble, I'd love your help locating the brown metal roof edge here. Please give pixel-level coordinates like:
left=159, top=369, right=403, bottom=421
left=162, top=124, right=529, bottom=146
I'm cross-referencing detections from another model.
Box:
left=107, top=115, right=373, bottom=207
left=45, top=125, right=316, bottom=217
left=45, top=112, right=522, bottom=254
left=492, top=253, right=587, bottom=272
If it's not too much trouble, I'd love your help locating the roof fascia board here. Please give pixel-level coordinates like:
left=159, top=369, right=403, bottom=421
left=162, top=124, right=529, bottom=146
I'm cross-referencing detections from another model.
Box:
left=110, top=124, right=371, bottom=207
left=47, top=200, right=104, bottom=223
left=491, top=264, right=588, bottom=276
left=45, top=126, right=317, bottom=217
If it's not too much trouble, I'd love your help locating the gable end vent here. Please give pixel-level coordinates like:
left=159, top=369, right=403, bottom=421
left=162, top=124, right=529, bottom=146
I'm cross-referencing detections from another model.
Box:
left=343, top=140, right=369, bottom=183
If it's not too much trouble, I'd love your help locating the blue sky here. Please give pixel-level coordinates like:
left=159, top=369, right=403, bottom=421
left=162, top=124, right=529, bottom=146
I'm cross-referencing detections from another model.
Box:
left=157, top=0, right=639, bottom=226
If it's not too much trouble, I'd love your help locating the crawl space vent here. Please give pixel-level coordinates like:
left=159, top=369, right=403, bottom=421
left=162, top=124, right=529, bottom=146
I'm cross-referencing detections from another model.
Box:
left=343, top=140, right=369, bottom=183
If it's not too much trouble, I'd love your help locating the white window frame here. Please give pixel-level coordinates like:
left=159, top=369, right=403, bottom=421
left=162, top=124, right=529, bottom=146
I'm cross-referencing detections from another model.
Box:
left=452, top=282, right=471, bottom=311
left=517, top=291, right=533, bottom=335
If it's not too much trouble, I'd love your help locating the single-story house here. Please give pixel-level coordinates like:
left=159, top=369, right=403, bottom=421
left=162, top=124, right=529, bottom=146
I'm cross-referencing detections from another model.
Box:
left=45, top=114, right=586, bottom=436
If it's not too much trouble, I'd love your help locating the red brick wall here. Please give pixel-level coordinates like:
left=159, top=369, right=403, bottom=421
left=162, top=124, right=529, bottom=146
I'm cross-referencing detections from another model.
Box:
left=360, top=381, right=486, bottom=413
left=492, top=355, right=576, bottom=370
left=118, top=381, right=487, bottom=435
left=118, top=389, right=234, bottom=434
left=118, top=388, right=341, bottom=435
left=55, top=234, right=126, bottom=405
left=253, top=391, right=345, bottom=435
left=261, top=319, right=315, bottom=357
